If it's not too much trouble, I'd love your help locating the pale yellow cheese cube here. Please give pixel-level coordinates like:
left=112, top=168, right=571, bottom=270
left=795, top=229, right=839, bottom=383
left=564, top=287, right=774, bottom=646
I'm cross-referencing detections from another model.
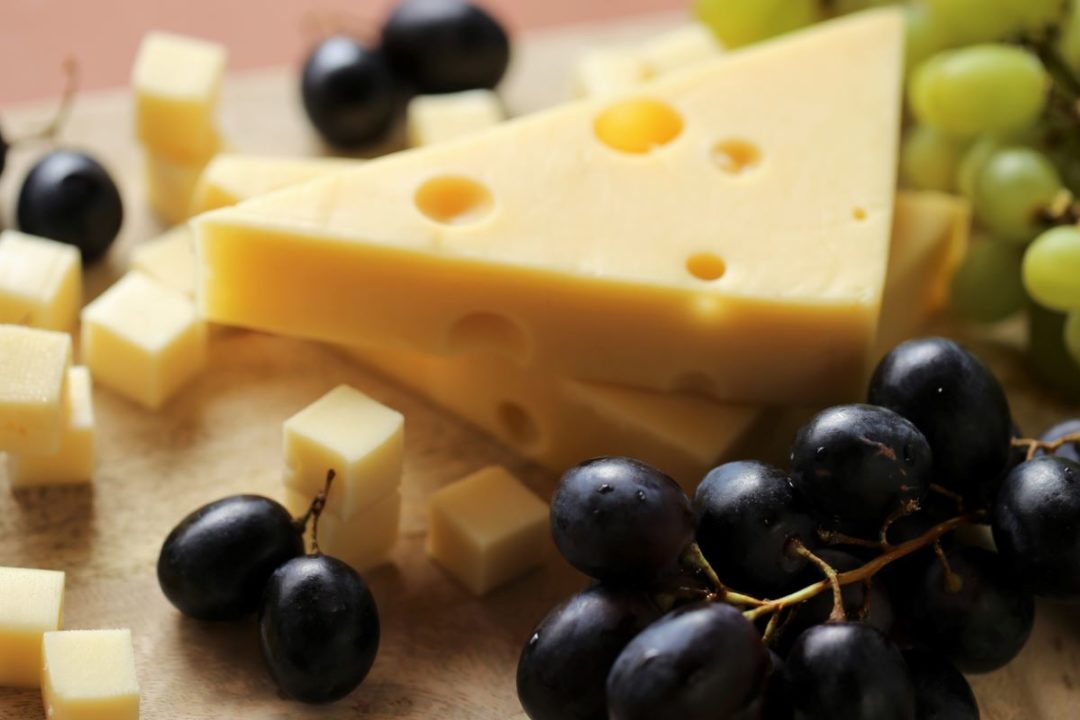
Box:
left=81, top=273, right=207, bottom=410
left=639, top=25, right=723, bottom=78
left=144, top=141, right=221, bottom=226
left=427, top=466, right=548, bottom=596
left=286, top=489, right=401, bottom=572
left=41, top=629, right=139, bottom=720
left=0, top=566, right=64, bottom=688
left=190, top=155, right=359, bottom=215
left=572, top=47, right=647, bottom=98
left=8, top=367, right=95, bottom=487
left=0, top=231, right=82, bottom=331
left=406, top=90, right=506, bottom=147
left=0, top=326, right=72, bottom=454
left=283, top=385, right=404, bottom=520
left=132, top=32, right=225, bottom=163
left=130, top=225, right=196, bottom=298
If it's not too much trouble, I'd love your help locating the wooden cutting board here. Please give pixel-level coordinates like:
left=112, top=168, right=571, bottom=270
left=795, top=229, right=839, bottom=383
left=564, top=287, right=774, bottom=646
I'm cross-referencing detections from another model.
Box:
left=1, top=13, right=1078, bottom=720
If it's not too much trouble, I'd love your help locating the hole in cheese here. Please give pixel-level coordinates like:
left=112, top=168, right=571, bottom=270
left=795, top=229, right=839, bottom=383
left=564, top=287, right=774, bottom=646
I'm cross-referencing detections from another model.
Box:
left=593, top=98, right=684, bottom=154
left=414, top=176, right=494, bottom=226
left=712, top=139, right=761, bottom=174
left=686, top=252, right=727, bottom=281
left=853, top=207, right=868, bottom=220
left=446, top=312, right=530, bottom=362
left=496, top=401, right=541, bottom=448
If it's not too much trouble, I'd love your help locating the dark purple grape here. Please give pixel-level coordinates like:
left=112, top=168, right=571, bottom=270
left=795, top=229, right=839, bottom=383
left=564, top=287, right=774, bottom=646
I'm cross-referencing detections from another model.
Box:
left=606, top=602, right=767, bottom=720
left=17, top=149, right=123, bottom=263
left=517, top=584, right=660, bottom=720
left=902, top=648, right=979, bottom=720
left=300, top=36, right=397, bottom=148
left=790, top=404, right=931, bottom=532
left=693, top=461, right=818, bottom=595
left=868, top=337, right=1012, bottom=500
left=1037, top=419, right=1080, bottom=463
left=910, top=547, right=1034, bottom=673
left=0, top=127, right=7, bottom=178
left=732, top=651, right=792, bottom=720
left=382, top=0, right=510, bottom=93
left=785, top=622, right=915, bottom=720
left=551, top=457, right=694, bottom=583
left=993, top=456, right=1080, bottom=599
left=259, top=555, right=380, bottom=703
left=157, top=495, right=304, bottom=621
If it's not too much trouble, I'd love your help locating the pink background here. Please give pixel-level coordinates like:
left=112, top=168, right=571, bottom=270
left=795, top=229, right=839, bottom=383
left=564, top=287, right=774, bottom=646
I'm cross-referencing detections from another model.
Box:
left=0, top=0, right=684, bottom=104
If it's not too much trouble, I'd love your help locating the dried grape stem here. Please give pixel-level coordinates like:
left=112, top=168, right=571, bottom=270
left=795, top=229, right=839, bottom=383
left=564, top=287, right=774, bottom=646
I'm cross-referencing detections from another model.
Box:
left=789, top=539, right=846, bottom=623
left=934, top=540, right=964, bottom=593
left=11, top=57, right=78, bottom=147
left=295, top=469, right=336, bottom=555
left=680, top=543, right=765, bottom=607
left=1012, top=431, right=1080, bottom=461
left=817, top=528, right=886, bottom=550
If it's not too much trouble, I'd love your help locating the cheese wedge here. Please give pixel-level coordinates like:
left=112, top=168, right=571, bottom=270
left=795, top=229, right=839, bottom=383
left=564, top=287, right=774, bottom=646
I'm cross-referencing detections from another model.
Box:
left=190, top=155, right=358, bottom=216
left=196, top=11, right=905, bottom=405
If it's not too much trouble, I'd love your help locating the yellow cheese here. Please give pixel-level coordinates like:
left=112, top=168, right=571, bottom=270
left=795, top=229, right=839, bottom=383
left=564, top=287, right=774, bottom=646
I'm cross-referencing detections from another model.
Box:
left=427, top=466, right=548, bottom=596
left=0, top=566, right=64, bottom=688
left=285, top=489, right=401, bottom=572
left=129, top=225, right=197, bottom=298
left=8, top=367, right=96, bottom=487
left=41, top=629, right=139, bottom=720
left=132, top=32, right=225, bottom=163
left=81, top=273, right=207, bottom=410
left=0, top=326, right=72, bottom=454
left=144, top=149, right=217, bottom=226
left=283, top=385, right=404, bottom=520
left=572, top=47, right=648, bottom=98
left=195, top=11, right=905, bottom=405
left=407, top=90, right=506, bottom=147
left=190, top=154, right=359, bottom=216
left=638, top=24, right=724, bottom=78
left=0, top=231, right=82, bottom=331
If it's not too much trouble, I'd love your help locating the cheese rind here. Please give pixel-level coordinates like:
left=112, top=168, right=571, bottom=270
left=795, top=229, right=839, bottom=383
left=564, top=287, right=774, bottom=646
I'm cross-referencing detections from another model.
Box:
left=427, top=466, right=549, bottom=596
left=196, top=11, right=905, bottom=404
left=190, top=155, right=359, bottom=216
left=0, top=326, right=72, bottom=454
left=285, top=489, right=401, bottom=572
left=41, top=629, right=139, bottom=720
left=81, top=273, right=207, bottom=410
left=130, top=225, right=197, bottom=298
left=0, top=566, right=65, bottom=688
left=0, top=231, right=82, bottom=331
left=407, top=90, right=506, bottom=147
left=283, top=385, right=404, bottom=520
left=8, top=367, right=96, bottom=487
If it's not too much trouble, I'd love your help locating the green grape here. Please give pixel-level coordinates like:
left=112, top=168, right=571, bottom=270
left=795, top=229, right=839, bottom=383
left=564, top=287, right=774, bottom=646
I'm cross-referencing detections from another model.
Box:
left=900, top=125, right=968, bottom=192
left=926, top=0, right=1064, bottom=44
left=950, top=240, right=1026, bottom=323
left=1023, top=226, right=1080, bottom=311
left=1067, top=312, right=1080, bottom=367
left=832, top=0, right=898, bottom=14
left=1027, top=297, right=1080, bottom=401
left=910, top=45, right=1049, bottom=137
left=957, top=136, right=1002, bottom=199
left=904, top=3, right=952, bottom=74
left=693, top=0, right=820, bottom=48
left=974, top=148, right=1062, bottom=243
left=1011, top=0, right=1071, bottom=32
left=1061, top=1, right=1080, bottom=72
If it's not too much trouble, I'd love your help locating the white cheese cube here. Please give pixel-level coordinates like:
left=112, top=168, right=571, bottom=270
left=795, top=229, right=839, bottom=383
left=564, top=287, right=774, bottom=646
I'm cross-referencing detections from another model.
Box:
left=81, top=273, right=207, bottom=410
left=0, top=566, right=65, bottom=688
left=41, top=629, right=139, bottom=720
left=406, top=90, right=506, bottom=147
left=639, top=24, right=723, bottom=78
left=427, top=466, right=549, bottom=596
left=130, top=225, right=196, bottom=298
left=0, top=325, right=72, bottom=454
left=572, top=47, right=647, bottom=98
left=286, top=489, right=401, bottom=573
left=8, top=367, right=95, bottom=487
left=0, top=230, right=82, bottom=331
left=283, top=385, right=404, bottom=520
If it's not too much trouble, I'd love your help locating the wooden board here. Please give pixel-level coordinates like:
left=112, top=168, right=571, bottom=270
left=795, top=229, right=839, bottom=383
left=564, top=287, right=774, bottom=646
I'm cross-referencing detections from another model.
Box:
left=0, top=14, right=1078, bottom=720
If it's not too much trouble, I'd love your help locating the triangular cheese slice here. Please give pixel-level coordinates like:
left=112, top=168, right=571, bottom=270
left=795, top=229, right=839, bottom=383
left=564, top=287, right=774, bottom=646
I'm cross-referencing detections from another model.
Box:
left=196, top=10, right=904, bottom=405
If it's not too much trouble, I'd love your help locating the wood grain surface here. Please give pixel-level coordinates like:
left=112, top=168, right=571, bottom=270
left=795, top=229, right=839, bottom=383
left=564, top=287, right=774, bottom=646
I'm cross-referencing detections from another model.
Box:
left=1, top=14, right=1079, bottom=720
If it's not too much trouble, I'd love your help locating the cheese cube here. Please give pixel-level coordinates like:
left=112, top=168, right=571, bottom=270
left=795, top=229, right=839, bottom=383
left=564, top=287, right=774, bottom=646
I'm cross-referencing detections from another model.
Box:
left=406, top=90, right=506, bottom=147
left=8, top=367, right=96, bottom=487
left=0, top=326, right=72, bottom=454
left=195, top=11, right=905, bottom=405
left=283, top=385, right=404, bottom=520
left=41, top=629, right=139, bottom=720
left=190, top=155, right=358, bottom=215
left=286, top=489, right=401, bottom=572
left=639, top=25, right=723, bottom=78
left=81, top=273, right=207, bottom=410
left=427, top=466, right=548, bottom=596
left=572, top=47, right=647, bottom=98
left=0, top=231, right=82, bottom=331
left=144, top=149, right=217, bottom=225
left=130, top=225, right=196, bottom=298
left=0, top=566, right=65, bottom=688
left=132, top=32, right=226, bottom=163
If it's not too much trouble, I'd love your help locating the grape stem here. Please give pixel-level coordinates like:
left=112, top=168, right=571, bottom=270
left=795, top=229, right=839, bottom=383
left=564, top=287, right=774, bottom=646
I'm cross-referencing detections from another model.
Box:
left=294, top=469, right=336, bottom=555
left=817, top=528, right=885, bottom=550
left=680, top=543, right=765, bottom=607
left=743, top=515, right=972, bottom=622
left=788, top=538, right=846, bottom=623
left=9, top=57, right=78, bottom=147
left=1012, top=431, right=1080, bottom=461
left=933, top=540, right=964, bottom=593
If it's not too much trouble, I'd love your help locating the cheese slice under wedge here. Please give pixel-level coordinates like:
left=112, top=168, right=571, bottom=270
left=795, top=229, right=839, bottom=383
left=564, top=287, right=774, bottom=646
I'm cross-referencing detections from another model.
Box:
left=190, top=154, right=359, bottom=216
left=196, top=10, right=905, bottom=406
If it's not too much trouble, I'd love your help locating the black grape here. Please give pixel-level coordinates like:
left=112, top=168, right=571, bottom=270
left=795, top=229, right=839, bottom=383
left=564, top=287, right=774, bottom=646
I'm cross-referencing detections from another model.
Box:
left=732, top=651, right=792, bottom=720
left=693, top=461, right=818, bottom=595
left=517, top=584, right=660, bottom=720
left=869, top=337, right=1012, bottom=500
left=606, top=602, right=767, bottom=720
left=993, top=456, right=1080, bottom=599
left=0, top=127, right=7, bottom=178
left=910, top=546, right=1034, bottom=673
left=903, top=648, right=979, bottom=720
left=550, top=457, right=694, bottom=583
left=789, top=404, right=931, bottom=532
left=785, top=622, right=915, bottom=720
